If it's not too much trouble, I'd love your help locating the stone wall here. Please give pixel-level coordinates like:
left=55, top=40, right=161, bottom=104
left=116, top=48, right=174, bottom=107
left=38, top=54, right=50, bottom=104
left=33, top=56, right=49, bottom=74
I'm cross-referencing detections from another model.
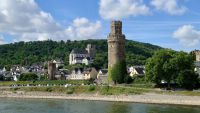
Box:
left=191, top=50, right=200, bottom=62
left=48, top=61, right=56, bottom=80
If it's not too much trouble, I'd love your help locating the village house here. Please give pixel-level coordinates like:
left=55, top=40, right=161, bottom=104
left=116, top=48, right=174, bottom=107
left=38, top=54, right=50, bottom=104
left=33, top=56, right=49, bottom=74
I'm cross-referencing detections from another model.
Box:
left=68, top=68, right=84, bottom=80
left=95, top=69, right=108, bottom=84
left=55, top=69, right=70, bottom=80
left=53, top=59, right=64, bottom=68
left=192, top=50, right=200, bottom=77
left=128, top=66, right=145, bottom=77
left=83, top=68, right=98, bottom=80
left=67, top=68, right=98, bottom=80
left=195, top=62, right=200, bottom=78
left=0, top=64, right=46, bottom=81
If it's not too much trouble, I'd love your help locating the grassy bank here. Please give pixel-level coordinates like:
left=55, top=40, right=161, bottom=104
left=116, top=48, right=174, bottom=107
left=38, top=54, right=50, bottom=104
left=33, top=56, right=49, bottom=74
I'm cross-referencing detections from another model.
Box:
left=2, top=85, right=152, bottom=95
left=1, top=81, right=200, bottom=96
left=0, top=80, right=91, bottom=86
left=1, top=85, right=199, bottom=96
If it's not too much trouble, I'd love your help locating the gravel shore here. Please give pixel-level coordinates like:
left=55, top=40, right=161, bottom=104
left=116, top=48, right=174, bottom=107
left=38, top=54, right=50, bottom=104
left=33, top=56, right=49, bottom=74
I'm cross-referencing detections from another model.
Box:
left=0, top=91, right=200, bottom=106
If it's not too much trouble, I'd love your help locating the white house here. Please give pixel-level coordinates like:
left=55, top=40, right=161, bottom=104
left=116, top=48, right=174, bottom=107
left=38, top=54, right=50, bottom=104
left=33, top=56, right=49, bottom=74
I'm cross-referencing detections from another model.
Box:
left=69, top=68, right=84, bottom=80
left=2, top=67, right=6, bottom=72
left=128, top=66, right=145, bottom=77
left=68, top=68, right=98, bottom=80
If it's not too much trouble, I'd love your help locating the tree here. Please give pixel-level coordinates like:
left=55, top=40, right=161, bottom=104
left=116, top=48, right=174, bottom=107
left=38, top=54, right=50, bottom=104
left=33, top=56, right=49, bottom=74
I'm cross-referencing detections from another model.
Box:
left=173, top=52, right=198, bottom=89
left=109, top=60, right=127, bottom=84
left=145, top=49, right=198, bottom=89
left=145, top=49, right=175, bottom=86
left=19, top=73, right=38, bottom=81
left=176, top=70, right=198, bottom=89
left=0, top=39, right=161, bottom=69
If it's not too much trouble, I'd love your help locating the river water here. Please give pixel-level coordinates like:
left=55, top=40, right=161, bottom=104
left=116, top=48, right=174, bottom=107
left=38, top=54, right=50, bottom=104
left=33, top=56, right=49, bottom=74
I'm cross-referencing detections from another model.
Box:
left=0, top=98, right=199, bottom=113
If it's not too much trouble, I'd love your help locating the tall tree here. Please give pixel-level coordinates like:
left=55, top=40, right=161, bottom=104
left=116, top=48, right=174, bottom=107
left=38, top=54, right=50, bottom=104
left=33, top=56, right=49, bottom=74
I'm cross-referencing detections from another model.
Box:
left=145, top=49, right=175, bottom=85
left=145, top=49, right=198, bottom=89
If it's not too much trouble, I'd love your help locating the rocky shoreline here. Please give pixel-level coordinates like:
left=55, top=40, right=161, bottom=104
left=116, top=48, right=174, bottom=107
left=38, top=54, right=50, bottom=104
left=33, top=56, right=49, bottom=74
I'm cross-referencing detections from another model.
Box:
left=0, top=91, right=200, bottom=106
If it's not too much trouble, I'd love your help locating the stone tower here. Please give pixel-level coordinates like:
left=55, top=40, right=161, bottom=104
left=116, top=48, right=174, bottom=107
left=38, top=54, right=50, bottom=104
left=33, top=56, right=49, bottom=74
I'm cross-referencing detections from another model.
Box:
left=191, top=50, right=200, bottom=62
left=86, top=44, right=96, bottom=58
left=108, top=21, right=126, bottom=68
left=48, top=61, right=56, bottom=80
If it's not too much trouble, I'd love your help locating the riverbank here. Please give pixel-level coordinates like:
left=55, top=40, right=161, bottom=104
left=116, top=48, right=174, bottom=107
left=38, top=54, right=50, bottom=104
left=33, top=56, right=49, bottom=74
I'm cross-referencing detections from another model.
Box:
left=0, top=91, right=200, bottom=106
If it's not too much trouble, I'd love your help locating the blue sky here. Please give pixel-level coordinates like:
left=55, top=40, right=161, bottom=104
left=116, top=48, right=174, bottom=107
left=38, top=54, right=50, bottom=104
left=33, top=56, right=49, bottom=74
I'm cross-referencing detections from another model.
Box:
left=0, top=0, right=200, bottom=52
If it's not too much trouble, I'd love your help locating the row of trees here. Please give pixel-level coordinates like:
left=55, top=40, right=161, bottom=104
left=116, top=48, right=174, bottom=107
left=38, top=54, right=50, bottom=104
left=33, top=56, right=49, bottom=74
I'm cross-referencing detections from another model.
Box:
left=100, top=49, right=199, bottom=89
left=145, top=49, right=199, bottom=89
left=7, top=48, right=199, bottom=90
left=0, top=39, right=161, bottom=70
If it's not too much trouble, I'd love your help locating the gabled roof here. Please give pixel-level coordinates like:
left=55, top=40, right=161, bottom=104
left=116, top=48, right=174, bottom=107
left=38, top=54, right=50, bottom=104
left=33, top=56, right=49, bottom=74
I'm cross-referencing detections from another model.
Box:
left=134, top=67, right=145, bottom=75
left=100, top=69, right=108, bottom=74
left=82, top=68, right=96, bottom=74
left=71, top=49, right=88, bottom=54
left=73, top=68, right=84, bottom=73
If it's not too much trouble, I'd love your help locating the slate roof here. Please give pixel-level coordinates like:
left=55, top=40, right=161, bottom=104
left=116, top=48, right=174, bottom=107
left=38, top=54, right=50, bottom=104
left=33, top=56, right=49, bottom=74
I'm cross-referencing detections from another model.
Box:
left=135, top=67, right=145, bottom=75
left=82, top=68, right=96, bottom=74
left=195, top=61, right=200, bottom=67
left=71, top=49, right=88, bottom=54
left=100, top=69, right=108, bottom=75
left=73, top=68, right=84, bottom=73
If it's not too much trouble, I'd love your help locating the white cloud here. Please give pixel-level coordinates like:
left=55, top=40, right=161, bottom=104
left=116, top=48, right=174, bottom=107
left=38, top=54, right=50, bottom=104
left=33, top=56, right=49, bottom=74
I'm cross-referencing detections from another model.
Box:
left=67, top=18, right=102, bottom=39
left=0, top=0, right=101, bottom=42
left=99, top=0, right=150, bottom=20
left=151, top=0, right=187, bottom=15
left=0, top=35, right=6, bottom=45
left=173, top=25, right=200, bottom=46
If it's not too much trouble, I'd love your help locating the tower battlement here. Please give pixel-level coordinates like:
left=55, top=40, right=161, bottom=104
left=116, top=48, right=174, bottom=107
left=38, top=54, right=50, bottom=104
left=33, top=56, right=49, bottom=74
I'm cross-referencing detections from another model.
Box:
left=191, top=50, right=200, bottom=62
left=110, top=21, right=122, bottom=35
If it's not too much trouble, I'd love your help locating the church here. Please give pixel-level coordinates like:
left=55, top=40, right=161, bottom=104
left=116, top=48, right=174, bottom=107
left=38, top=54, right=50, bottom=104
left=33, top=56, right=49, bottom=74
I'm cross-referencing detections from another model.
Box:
left=69, top=44, right=96, bottom=65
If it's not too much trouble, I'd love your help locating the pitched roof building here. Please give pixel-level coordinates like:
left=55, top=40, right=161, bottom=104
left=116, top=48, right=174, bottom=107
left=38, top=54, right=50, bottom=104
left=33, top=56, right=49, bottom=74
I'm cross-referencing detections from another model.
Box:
left=69, top=44, right=96, bottom=65
left=67, top=68, right=98, bottom=80
left=128, top=66, right=145, bottom=77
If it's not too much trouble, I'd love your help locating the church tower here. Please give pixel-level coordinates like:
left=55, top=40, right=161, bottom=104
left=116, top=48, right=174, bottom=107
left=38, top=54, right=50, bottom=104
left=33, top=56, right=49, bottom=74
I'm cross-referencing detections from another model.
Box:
left=108, top=21, right=126, bottom=68
left=86, top=44, right=96, bottom=59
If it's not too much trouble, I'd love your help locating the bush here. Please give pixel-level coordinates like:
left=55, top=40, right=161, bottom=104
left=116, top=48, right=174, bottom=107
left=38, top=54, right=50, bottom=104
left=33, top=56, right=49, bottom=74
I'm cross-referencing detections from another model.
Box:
left=12, top=87, right=20, bottom=91
left=45, top=87, right=53, bottom=92
left=66, top=88, right=74, bottom=94
left=19, top=73, right=38, bottom=81
left=100, top=86, right=111, bottom=95
left=124, top=76, right=133, bottom=84
left=88, top=85, right=96, bottom=91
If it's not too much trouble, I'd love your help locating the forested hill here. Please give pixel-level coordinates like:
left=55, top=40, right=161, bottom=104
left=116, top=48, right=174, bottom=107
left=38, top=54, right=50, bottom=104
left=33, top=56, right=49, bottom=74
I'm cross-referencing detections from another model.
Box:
left=0, top=39, right=162, bottom=69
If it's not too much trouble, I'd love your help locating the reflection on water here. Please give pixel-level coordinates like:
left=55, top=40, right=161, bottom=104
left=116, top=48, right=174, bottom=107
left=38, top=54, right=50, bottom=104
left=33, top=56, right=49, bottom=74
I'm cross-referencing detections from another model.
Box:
left=107, top=103, right=130, bottom=113
left=0, top=98, right=199, bottom=113
left=147, top=105, right=200, bottom=113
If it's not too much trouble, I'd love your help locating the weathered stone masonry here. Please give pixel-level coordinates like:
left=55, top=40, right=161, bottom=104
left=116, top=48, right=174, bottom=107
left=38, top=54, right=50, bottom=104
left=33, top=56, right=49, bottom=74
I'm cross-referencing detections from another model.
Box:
left=108, top=21, right=126, bottom=68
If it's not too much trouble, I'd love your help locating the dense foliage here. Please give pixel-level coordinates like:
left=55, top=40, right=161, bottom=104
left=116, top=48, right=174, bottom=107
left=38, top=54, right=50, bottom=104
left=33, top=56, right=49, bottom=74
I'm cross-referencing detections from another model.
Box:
left=145, top=49, right=198, bottom=89
left=109, top=60, right=127, bottom=84
left=0, top=39, right=161, bottom=69
left=19, top=73, right=38, bottom=81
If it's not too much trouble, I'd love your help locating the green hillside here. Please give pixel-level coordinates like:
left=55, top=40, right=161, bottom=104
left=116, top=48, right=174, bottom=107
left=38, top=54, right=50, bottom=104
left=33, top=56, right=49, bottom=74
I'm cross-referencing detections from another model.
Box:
left=0, top=39, right=162, bottom=69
